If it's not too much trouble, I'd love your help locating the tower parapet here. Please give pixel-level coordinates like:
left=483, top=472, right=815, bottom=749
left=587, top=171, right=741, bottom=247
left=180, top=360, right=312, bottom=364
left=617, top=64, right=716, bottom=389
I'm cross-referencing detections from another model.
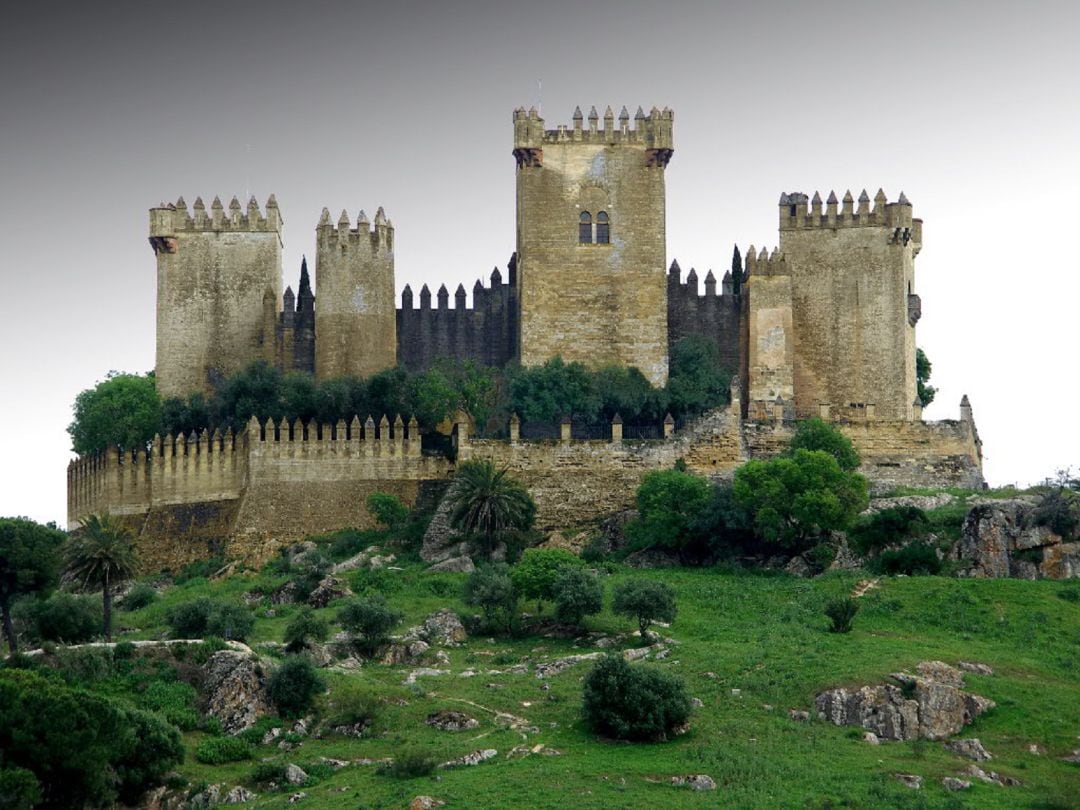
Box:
left=778, top=189, right=921, bottom=253
left=513, top=105, right=674, bottom=155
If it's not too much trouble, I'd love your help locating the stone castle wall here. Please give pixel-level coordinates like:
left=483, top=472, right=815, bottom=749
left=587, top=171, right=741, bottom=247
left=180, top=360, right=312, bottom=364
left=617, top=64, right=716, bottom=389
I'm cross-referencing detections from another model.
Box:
left=666, top=262, right=742, bottom=374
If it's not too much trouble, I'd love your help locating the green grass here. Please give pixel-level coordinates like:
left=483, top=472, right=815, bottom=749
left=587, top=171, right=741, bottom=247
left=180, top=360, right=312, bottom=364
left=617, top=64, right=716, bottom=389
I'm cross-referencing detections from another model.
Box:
left=66, top=565, right=1080, bottom=807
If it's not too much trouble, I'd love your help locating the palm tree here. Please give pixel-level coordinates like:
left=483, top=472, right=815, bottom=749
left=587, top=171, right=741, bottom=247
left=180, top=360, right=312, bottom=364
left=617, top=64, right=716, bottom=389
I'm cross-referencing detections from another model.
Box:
left=65, top=513, right=138, bottom=642
left=444, top=460, right=536, bottom=557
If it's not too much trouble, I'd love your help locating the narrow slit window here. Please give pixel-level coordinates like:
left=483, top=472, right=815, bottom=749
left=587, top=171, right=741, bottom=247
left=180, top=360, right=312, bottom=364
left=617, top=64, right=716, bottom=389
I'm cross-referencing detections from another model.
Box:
left=579, top=211, right=592, bottom=244
left=596, top=211, right=610, bottom=244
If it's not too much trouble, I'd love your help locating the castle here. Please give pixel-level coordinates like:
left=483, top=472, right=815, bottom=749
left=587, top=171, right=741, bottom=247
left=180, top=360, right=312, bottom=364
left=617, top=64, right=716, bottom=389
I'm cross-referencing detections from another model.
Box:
left=69, top=106, right=984, bottom=569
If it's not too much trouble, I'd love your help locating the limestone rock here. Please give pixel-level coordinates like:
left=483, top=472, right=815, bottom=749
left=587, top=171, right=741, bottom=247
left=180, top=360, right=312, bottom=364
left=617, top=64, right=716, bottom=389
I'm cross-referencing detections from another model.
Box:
left=410, top=797, right=446, bottom=810
left=426, top=709, right=480, bottom=731
left=1061, top=749, right=1080, bottom=763
left=624, top=548, right=680, bottom=568
left=415, top=609, right=468, bottom=646
left=865, top=494, right=956, bottom=514
left=382, top=639, right=430, bottom=665
left=784, top=555, right=812, bottom=578
left=894, top=774, right=922, bottom=790
left=671, top=774, right=717, bottom=790
left=403, top=667, right=449, bottom=685
left=951, top=499, right=1078, bottom=579
left=957, top=661, right=994, bottom=676
left=966, top=764, right=1021, bottom=786
left=535, top=652, right=603, bottom=678
left=332, top=546, right=382, bottom=574
left=862, top=732, right=880, bottom=745
left=288, top=792, right=307, bottom=803
left=420, top=496, right=468, bottom=563
left=439, top=748, right=497, bottom=768
left=268, top=580, right=300, bottom=605
left=942, top=777, right=972, bottom=791
left=285, top=763, right=308, bottom=785
left=203, top=650, right=271, bottom=734
left=306, top=575, right=352, bottom=608
left=946, top=738, right=992, bottom=761
left=427, top=555, right=475, bottom=574
left=222, top=786, right=257, bottom=804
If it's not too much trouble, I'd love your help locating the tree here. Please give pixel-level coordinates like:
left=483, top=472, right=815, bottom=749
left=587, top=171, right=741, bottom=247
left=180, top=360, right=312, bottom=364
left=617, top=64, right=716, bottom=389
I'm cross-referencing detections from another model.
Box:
left=0, top=518, right=64, bottom=652
left=444, top=460, right=536, bottom=557
left=366, top=492, right=409, bottom=530
left=916, top=348, right=936, bottom=407
left=510, top=547, right=582, bottom=610
left=665, top=335, right=731, bottom=419
left=267, top=656, right=326, bottom=719
left=462, top=563, right=518, bottom=633
left=283, top=607, right=329, bottom=653
left=64, top=514, right=138, bottom=642
left=787, top=418, right=861, bottom=472
left=626, top=469, right=712, bottom=557
left=211, top=360, right=284, bottom=431
left=612, top=579, right=676, bottom=640
left=338, top=595, right=403, bottom=654
left=581, top=655, right=691, bottom=741
left=68, top=372, right=161, bottom=455
left=592, top=364, right=666, bottom=423
left=552, top=567, right=603, bottom=627
left=508, top=356, right=601, bottom=423
left=733, top=449, right=869, bottom=553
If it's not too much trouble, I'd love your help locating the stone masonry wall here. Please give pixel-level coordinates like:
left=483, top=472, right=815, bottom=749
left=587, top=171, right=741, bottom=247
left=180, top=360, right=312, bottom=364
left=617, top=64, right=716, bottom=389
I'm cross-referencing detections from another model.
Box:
left=666, top=262, right=742, bottom=374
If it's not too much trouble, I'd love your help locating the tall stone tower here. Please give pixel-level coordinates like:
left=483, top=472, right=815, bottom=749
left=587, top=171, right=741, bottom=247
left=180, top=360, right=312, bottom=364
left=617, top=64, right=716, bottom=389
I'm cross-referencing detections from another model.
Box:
left=149, top=195, right=283, bottom=398
left=513, top=105, right=673, bottom=385
left=314, top=207, right=396, bottom=380
left=778, top=189, right=922, bottom=421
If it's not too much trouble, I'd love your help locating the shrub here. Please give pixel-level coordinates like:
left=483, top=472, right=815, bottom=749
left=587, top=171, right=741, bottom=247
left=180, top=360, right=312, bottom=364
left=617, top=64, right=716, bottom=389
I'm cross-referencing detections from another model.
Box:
left=687, top=482, right=757, bottom=561
left=0, top=766, right=41, bottom=810
left=871, top=542, right=942, bottom=576
left=121, top=582, right=158, bottom=611
left=325, top=679, right=380, bottom=729
left=612, top=579, right=676, bottom=639
left=377, top=747, right=437, bottom=779
left=338, top=595, right=403, bottom=654
left=141, top=680, right=200, bottom=731
left=1058, top=586, right=1080, bottom=603
left=581, top=655, right=691, bottom=741
left=626, top=469, right=712, bottom=557
left=824, top=597, right=859, bottom=633
left=194, top=735, right=253, bottom=765
left=1034, top=487, right=1080, bottom=539
left=205, top=603, right=255, bottom=642
left=235, top=715, right=283, bottom=746
left=284, top=607, right=330, bottom=653
left=20, top=592, right=101, bottom=644
left=267, top=656, right=326, bottom=719
left=787, top=417, right=861, bottom=472
left=510, top=548, right=582, bottom=609
left=166, top=597, right=214, bottom=638
left=665, top=335, right=730, bottom=419
left=444, top=460, right=536, bottom=557
left=462, top=564, right=519, bottom=634
left=290, top=551, right=334, bottom=600
left=366, top=492, right=409, bottom=530
left=848, top=506, right=929, bottom=555
left=250, top=760, right=287, bottom=784
left=552, top=568, right=603, bottom=627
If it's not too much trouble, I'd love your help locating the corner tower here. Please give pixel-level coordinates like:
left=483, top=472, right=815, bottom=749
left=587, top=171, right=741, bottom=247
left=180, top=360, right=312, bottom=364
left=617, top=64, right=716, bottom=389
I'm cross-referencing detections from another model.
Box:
left=150, top=195, right=283, bottom=398
left=514, top=105, right=673, bottom=385
left=314, top=207, right=396, bottom=380
left=778, top=189, right=922, bottom=421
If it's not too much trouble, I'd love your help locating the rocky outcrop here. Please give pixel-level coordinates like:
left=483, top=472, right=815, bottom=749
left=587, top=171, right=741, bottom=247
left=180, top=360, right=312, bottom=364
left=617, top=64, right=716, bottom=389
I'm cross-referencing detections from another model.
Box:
left=951, top=499, right=1078, bottom=579
left=426, top=710, right=480, bottom=731
left=306, top=575, right=352, bottom=608
left=439, top=748, right=497, bottom=768
left=203, top=650, right=272, bottom=734
left=946, top=738, right=992, bottom=761
left=671, top=774, right=717, bottom=791
left=333, top=546, right=396, bottom=574
left=410, top=609, right=468, bottom=646
left=814, top=661, right=994, bottom=741
left=420, top=497, right=468, bottom=564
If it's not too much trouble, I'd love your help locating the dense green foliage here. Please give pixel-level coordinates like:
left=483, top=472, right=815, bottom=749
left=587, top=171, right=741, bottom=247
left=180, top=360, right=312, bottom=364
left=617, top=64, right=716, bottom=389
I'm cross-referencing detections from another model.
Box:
left=267, top=656, right=326, bottom=719
left=0, top=518, right=64, bottom=652
left=1034, top=474, right=1080, bottom=539
left=444, top=461, right=536, bottom=556
left=0, top=668, right=182, bottom=807
left=848, top=505, right=929, bottom=554
left=611, top=579, right=677, bottom=638
left=365, top=492, right=409, bottom=530
left=165, top=598, right=253, bottom=641
left=552, top=567, right=603, bottom=627
left=916, top=348, right=936, bottom=407
left=68, top=372, right=161, bottom=455
left=378, top=747, right=437, bottom=779
left=871, top=542, right=943, bottom=576
left=665, top=335, right=731, bottom=419
left=203, top=602, right=255, bottom=641
left=17, top=592, right=101, bottom=644
left=284, top=607, right=330, bottom=653
left=627, top=469, right=712, bottom=556
left=463, top=564, right=519, bottom=633
left=824, top=597, right=859, bottom=633
left=120, top=582, right=157, bottom=611
left=338, top=595, right=403, bottom=654
left=581, top=655, right=692, bottom=741
left=733, top=449, right=869, bottom=552
left=64, top=513, right=138, bottom=641
left=787, top=417, right=861, bottom=472
left=194, top=735, right=253, bottom=765
left=509, top=548, right=582, bottom=608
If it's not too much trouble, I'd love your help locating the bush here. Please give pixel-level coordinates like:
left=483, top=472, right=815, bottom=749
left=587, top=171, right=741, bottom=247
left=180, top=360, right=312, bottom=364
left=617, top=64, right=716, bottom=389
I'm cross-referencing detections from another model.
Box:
left=267, top=656, right=326, bottom=719
left=20, top=592, right=101, bottom=644
left=612, top=579, right=676, bottom=639
left=377, top=747, right=437, bottom=779
left=687, top=482, right=757, bottom=562
left=235, top=715, right=283, bottom=746
left=284, top=607, right=330, bottom=653
left=366, top=492, right=409, bottom=530
left=787, top=417, right=861, bottom=472
left=165, top=598, right=214, bottom=638
left=121, top=582, right=157, bottom=611
left=1034, top=487, right=1080, bottom=539
left=167, top=599, right=253, bottom=641
left=325, top=679, right=380, bottom=729
left=581, top=655, right=691, bottom=741
left=290, top=551, right=334, bottom=600
left=249, top=760, right=287, bottom=784
left=849, top=506, right=929, bottom=555
left=665, top=335, right=731, bottom=419
left=462, top=564, right=519, bottom=634
left=338, top=595, right=403, bottom=654
left=205, top=603, right=255, bottom=642
left=626, top=469, right=712, bottom=558
left=141, top=680, right=200, bottom=731
left=824, top=597, right=859, bottom=633
left=552, top=568, right=603, bottom=627
left=194, top=735, right=253, bottom=765
left=510, top=548, right=582, bottom=608
left=871, top=542, right=942, bottom=576
left=0, top=766, right=41, bottom=810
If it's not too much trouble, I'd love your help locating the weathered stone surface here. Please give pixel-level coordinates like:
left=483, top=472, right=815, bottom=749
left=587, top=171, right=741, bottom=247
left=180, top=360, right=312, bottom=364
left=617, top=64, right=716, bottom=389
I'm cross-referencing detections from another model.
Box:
left=333, top=546, right=384, bottom=574
left=413, top=609, right=468, bottom=646
left=966, top=764, right=1021, bottom=786
left=288, top=792, right=307, bottom=803
left=307, top=575, right=352, bottom=608
left=409, top=797, right=446, bottom=810
left=784, top=555, right=812, bottom=578
left=864, top=494, right=956, bottom=514
left=952, top=499, right=1077, bottom=579
left=671, top=774, right=717, bottom=791
left=894, top=774, right=922, bottom=790
left=382, top=640, right=430, bottom=665
left=942, top=777, right=972, bottom=791
left=285, top=763, right=308, bottom=785
left=222, top=787, right=257, bottom=804
left=426, top=710, right=480, bottom=731
left=439, top=748, right=497, bottom=768
left=946, top=738, right=992, bottom=761
left=203, top=650, right=271, bottom=734
left=957, top=661, right=994, bottom=676
left=427, top=556, right=475, bottom=574
left=535, top=652, right=603, bottom=678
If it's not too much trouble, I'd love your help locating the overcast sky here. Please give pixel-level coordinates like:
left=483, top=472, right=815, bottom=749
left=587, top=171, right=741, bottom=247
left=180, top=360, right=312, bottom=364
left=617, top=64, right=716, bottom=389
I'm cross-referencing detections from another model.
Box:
left=2, top=0, right=1078, bottom=526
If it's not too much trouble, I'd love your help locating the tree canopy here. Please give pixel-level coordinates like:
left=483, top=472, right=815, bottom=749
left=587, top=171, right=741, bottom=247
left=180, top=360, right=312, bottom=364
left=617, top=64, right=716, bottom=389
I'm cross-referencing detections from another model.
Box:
left=68, top=372, right=160, bottom=455
left=0, top=517, right=65, bottom=652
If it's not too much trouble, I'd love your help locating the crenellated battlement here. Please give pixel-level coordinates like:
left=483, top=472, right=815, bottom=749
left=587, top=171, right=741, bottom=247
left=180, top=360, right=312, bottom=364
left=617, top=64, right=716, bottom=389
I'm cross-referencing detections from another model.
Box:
left=778, top=189, right=922, bottom=246
left=315, top=206, right=393, bottom=253
left=743, top=245, right=788, bottom=276
left=512, top=105, right=674, bottom=151
left=247, top=413, right=421, bottom=457
left=149, top=195, right=282, bottom=252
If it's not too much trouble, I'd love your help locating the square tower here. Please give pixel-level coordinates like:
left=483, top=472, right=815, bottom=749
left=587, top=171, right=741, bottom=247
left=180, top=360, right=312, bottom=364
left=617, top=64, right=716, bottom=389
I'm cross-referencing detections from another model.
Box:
left=514, top=105, right=673, bottom=385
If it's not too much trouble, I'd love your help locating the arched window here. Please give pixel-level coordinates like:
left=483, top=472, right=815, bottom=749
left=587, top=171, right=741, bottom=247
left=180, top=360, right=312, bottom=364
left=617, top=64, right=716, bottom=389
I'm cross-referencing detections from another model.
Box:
left=579, top=211, right=592, bottom=244
left=596, top=211, right=610, bottom=244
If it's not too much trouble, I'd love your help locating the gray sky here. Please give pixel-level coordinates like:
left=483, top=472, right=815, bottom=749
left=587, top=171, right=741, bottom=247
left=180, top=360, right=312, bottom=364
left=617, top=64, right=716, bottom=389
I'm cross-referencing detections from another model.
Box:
left=2, top=0, right=1078, bottom=525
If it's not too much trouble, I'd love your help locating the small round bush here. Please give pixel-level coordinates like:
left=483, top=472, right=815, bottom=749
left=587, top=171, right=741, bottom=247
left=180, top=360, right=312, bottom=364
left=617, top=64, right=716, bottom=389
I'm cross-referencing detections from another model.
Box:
left=267, top=656, right=326, bottom=719
left=166, top=597, right=214, bottom=638
left=326, top=679, right=381, bottom=729
left=366, top=492, right=409, bottom=530
left=377, top=747, right=437, bottom=779
left=552, top=567, right=603, bottom=627
left=121, top=582, right=158, bottom=611
left=205, top=603, right=255, bottom=642
left=338, top=595, right=403, bottom=654
left=194, top=735, right=253, bottom=765
left=824, top=596, right=859, bottom=633
left=141, top=680, right=200, bottom=731
left=872, top=541, right=942, bottom=576
left=611, top=579, right=676, bottom=640
left=511, top=548, right=582, bottom=608
left=284, top=607, right=330, bottom=653
left=462, top=563, right=518, bottom=634
left=849, top=506, right=929, bottom=555
left=250, top=760, right=287, bottom=784
left=581, top=655, right=691, bottom=741
left=21, top=592, right=101, bottom=644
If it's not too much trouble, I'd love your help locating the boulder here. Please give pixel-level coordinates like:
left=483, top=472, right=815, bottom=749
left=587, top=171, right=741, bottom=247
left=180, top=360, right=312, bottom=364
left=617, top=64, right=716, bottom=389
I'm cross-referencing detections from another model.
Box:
left=420, top=496, right=469, bottom=563
left=222, top=787, right=257, bottom=804
left=306, top=575, right=352, bottom=608
left=288, top=792, right=307, bottom=803
left=439, top=748, right=497, bottom=768
left=951, top=499, right=1078, bottom=579
left=966, top=764, right=1021, bottom=786
left=415, top=609, right=468, bottom=646
left=285, top=763, right=308, bottom=785
left=864, top=494, right=956, bottom=514
left=942, top=777, right=972, bottom=791
left=671, top=775, right=717, bottom=791
left=382, top=639, right=430, bottom=665
left=410, top=797, right=446, bottom=810
left=894, top=774, right=922, bottom=790
left=426, top=710, right=480, bottom=731
left=427, top=556, right=476, bottom=574
left=332, top=546, right=382, bottom=574
left=784, top=555, right=812, bottom=578
left=203, top=650, right=272, bottom=734
left=946, top=738, right=992, bottom=761
left=268, top=580, right=300, bottom=605
left=624, top=548, right=680, bottom=568
left=957, top=661, right=994, bottom=676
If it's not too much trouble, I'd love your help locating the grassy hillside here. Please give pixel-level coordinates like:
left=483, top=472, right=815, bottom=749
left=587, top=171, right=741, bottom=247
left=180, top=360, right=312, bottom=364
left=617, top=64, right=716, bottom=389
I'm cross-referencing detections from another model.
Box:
left=61, top=560, right=1080, bottom=809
